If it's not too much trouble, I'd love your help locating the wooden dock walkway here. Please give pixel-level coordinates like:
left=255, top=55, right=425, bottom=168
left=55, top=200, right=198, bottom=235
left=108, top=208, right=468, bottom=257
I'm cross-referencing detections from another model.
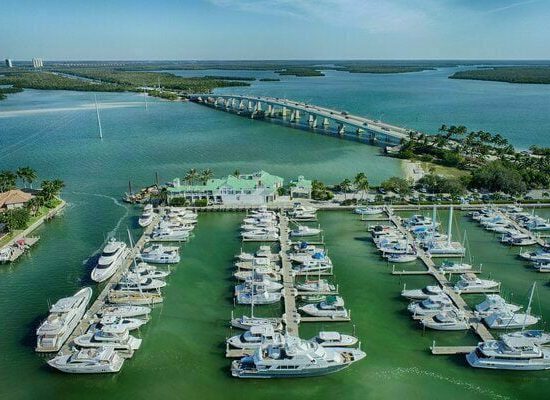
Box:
left=57, top=214, right=159, bottom=355
left=430, top=345, right=477, bottom=355
left=386, top=208, right=494, bottom=343
left=279, top=214, right=300, bottom=336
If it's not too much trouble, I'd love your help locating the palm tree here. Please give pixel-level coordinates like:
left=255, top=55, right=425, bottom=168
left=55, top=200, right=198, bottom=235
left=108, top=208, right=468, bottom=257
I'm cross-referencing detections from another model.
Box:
left=339, top=178, right=352, bottom=200
left=184, top=168, right=198, bottom=185
left=16, top=167, right=37, bottom=189
left=232, top=169, right=240, bottom=177
left=0, top=170, right=17, bottom=192
left=159, top=187, right=168, bottom=205
left=25, top=197, right=41, bottom=216
left=356, top=176, right=369, bottom=201
left=200, top=169, right=213, bottom=184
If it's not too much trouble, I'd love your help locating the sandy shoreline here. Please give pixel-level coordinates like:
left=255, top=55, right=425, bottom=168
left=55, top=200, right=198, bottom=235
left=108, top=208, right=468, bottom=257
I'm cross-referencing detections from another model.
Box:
left=401, top=160, right=425, bottom=182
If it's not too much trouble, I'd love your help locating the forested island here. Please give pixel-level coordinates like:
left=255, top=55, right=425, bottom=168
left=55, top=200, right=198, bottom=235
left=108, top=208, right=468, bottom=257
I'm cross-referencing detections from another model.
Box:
left=0, top=69, right=250, bottom=100
left=449, top=67, right=550, bottom=84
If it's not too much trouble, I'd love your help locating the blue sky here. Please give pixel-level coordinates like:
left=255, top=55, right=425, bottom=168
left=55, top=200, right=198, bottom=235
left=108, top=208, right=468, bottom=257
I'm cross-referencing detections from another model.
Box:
left=1, top=0, right=549, bottom=60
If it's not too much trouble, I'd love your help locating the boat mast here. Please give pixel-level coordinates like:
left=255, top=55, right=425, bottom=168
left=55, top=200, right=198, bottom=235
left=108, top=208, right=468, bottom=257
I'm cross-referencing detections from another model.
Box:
left=250, top=281, right=255, bottom=318
left=94, top=94, right=103, bottom=140
left=144, top=87, right=148, bottom=110
left=522, top=282, right=536, bottom=331
left=447, top=206, right=453, bottom=245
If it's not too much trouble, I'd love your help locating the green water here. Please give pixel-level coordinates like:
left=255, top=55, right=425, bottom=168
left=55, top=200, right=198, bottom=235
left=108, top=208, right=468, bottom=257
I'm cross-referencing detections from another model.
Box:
left=1, top=72, right=550, bottom=399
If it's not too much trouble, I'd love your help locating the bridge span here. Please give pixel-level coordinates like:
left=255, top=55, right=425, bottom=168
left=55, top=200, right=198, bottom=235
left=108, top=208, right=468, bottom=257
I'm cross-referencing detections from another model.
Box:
left=188, top=94, right=412, bottom=145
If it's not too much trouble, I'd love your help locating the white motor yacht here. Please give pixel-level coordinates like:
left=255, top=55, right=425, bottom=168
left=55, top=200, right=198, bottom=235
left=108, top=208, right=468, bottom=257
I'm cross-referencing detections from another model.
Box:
left=533, top=262, right=550, bottom=272
left=235, top=256, right=274, bottom=270
left=235, top=279, right=283, bottom=295
left=311, top=331, right=358, bottom=347
left=97, top=305, right=151, bottom=318
left=116, top=275, right=166, bottom=291
left=227, top=325, right=285, bottom=349
left=293, top=262, right=332, bottom=274
left=299, top=296, right=349, bottom=318
left=95, top=316, right=147, bottom=332
left=236, top=290, right=282, bottom=305
left=386, top=252, right=418, bottom=263
left=466, top=337, right=550, bottom=370
left=474, top=295, right=521, bottom=318
left=47, top=347, right=124, bottom=374
left=438, top=261, right=473, bottom=273
left=231, top=335, right=366, bottom=378
left=36, top=287, right=93, bottom=352
left=290, top=225, right=321, bottom=237
left=407, top=295, right=455, bottom=317
left=91, top=239, right=128, bottom=283
left=150, top=226, right=189, bottom=241
left=139, top=244, right=180, bottom=264
left=501, top=233, right=537, bottom=246
left=425, top=240, right=466, bottom=256
left=296, top=279, right=335, bottom=293
left=138, top=205, right=154, bottom=228
left=129, top=262, right=170, bottom=279
left=519, top=250, right=550, bottom=263
left=453, top=274, right=500, bottom=294
left=241, top=229, right=279, bottom=241
left=420, top=310, right=469, bottom=331
left=354, top=206, right=384, bottom=215
left=501, top=330, right=550, bottom=346
left=401, top=285, right=443, bottom=300
left=484, top=311, right=539, bottom=329
left=74, top=325, right=142, bottom=352
left=234, top=267, right=281, bottom=282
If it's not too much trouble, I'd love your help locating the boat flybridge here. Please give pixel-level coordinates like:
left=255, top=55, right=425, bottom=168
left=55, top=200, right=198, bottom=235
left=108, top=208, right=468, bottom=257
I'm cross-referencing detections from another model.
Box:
left=231, top=335, right=366, bottom=378
left=150, top=226, right=189, bottom=242
left=97, top=305, right=151, bottom=318
left=354, top=206, right=384, bottom=216
left=91, top=238, right=128, bottom=282
left=310, top=331, right=358, bottom=347
left=74, top=324, right=142, bottom=353
left=401, top=285, right=443, bottom=300
left=420, top=309, right=469, bottom=331
left=288, top=204, right=317, bottom=220
left=501, top=330, right=550, bottom=346
left=97, top=316, right=147, bottom=331
left=241, top=229, right=279, bottom=241
left=236, top=245, right=274, bottom=261
left=47, top=347, right=125, bottom=374
left=129, top=262, right=171, bottom=279
left=500, top=232, right=537, bottom=246
left=407, top=294, right=455, bottom=317
left=520, top=250, right=550, bottom=263
left=36, top=287, right=93, bottom=352
left=466, top=336, right=550, bottom=371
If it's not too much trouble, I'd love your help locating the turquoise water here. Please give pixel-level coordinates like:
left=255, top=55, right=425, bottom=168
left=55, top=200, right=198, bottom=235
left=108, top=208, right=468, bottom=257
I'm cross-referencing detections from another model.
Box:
left=170, top=67, right=550, bottom=148
left=0, top=73, right=549, bottom=399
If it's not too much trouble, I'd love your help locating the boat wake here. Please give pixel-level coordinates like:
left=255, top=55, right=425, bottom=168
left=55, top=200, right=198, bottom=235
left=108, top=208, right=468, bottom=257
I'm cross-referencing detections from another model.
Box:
left=0, top=102, right=141, bottom=118
left=373, top=367, right=511, bottom=400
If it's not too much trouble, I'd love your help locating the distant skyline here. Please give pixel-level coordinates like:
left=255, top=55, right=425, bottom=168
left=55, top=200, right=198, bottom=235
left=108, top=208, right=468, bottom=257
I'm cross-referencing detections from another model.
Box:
left=2, top=0, right=550, bottom=60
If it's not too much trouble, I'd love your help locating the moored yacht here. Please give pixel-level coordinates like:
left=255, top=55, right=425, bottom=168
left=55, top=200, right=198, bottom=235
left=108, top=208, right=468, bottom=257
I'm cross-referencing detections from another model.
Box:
left=91, top=239, right=128, bottom=283
left=290, top=225, right=321, bottom=237
left=401, top=285, right=443, bottom=300
left=97, top=305, right=151, bottom=318
left=74, top=325, right=142, bottom=352
left=296, top=279, right=335, bottom=293
left=139, top=244, right=180, bottom=264
left=474, top=295, right=521, bottom=318
left=36, top=287, right=93, bottom=352
left=354, top=206, right=384, bottom=215
left=466, top=337, right=550, bottom=370
left=47, top=347, right=124, bottom=374
left=453, top=274, right=500, bottom=294
left=227, top=325, right=285, bottom=349
left=150, top=226, right=189, bottom=241
left=438, top=261, right=473, bottom=273
left=420, top=310, right=469, bottom=331
left=501, top=330, right=550, bottom=346
left=107, top=290, right=163, bottom=305
left=138, top=204, right=154, bottom=227
left=98, top=316, right=147, bottom=331
left=311, top=331, right=358, bottom=347
left=407, top=294, right=455, bottom=317
left=231, top=315, right=283, bottom=331
left=231, top=335, right=366, bottom=378
left=299, top=296, right=349, bottom=318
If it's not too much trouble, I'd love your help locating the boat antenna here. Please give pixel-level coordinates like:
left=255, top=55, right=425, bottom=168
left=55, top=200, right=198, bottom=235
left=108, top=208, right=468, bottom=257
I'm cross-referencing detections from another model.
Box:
left=94, top=94, right=103, bottom=140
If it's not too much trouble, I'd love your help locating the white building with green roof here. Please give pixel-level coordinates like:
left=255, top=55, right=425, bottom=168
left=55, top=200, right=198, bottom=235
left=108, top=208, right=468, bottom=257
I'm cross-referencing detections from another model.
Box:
left=167, top=171, right=284, bottom=205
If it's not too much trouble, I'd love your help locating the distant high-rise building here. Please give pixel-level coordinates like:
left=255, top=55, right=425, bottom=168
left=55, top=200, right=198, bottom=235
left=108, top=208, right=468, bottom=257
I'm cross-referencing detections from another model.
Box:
left=5, top=59, right=13, bottom=68
left=32, top=58, right=43, bottom=68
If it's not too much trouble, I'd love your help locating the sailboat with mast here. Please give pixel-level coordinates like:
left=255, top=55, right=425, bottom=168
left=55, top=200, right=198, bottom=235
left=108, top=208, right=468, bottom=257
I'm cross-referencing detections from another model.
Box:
left=484, top=282, right=540, bottom=329
left=230, top=281, right=283, bottom=331
left=425, top=206, right=466, bottom=256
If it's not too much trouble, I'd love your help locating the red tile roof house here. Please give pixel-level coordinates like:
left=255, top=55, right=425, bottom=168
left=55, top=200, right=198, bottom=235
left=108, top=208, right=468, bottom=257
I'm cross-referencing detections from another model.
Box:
left=0, top=189, right=34, bottom=212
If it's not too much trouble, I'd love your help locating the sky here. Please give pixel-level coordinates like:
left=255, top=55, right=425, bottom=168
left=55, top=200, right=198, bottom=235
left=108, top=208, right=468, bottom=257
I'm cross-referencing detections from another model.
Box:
left=1, top=0, right=549, bottom=60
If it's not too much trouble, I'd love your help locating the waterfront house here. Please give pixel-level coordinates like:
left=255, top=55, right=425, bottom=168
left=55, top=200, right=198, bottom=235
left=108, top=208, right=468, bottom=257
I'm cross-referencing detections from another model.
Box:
left=0, top=189, right=33, bottom=212
left=167, top=171, right=284, bottom=205
left=290, top=176, right=312, bottom=199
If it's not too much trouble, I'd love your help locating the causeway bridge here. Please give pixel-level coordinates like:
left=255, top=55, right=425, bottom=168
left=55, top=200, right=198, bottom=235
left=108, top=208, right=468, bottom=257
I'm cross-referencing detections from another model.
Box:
left=188, top=94, right=412, bottom=145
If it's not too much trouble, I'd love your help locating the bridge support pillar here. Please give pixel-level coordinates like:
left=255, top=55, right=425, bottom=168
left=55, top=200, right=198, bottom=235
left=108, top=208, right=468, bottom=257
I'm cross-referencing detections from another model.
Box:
left=267, top=104, right=273, bottom=116
left=322, top=117, right=330, bottom=128
left=290, top=111, right=296, bottom=121
left=356, top=128, right=364, bottom=135
left=247, top=101, right=253, bottom=111
left=256, top=101, right=262, bottom=111
left=239, top=100, right=246, bottom=110
left=338, top=124, right=345, bottom=135
left=282, top=107, right=288, bottom=118
left=294, top=110, right=300, bottom=120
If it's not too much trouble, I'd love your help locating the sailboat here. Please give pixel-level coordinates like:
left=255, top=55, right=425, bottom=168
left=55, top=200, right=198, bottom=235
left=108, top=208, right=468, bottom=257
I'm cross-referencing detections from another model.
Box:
left=484, top=283, right=540, bottom=329
left=425, top=206, right=465, bottom=256
left=230, top=281, right=282, bottom=331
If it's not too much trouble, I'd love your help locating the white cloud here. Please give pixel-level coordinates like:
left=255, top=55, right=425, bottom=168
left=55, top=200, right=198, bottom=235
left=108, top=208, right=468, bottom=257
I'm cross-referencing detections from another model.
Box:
left=207, top=0, right=431, bottom=33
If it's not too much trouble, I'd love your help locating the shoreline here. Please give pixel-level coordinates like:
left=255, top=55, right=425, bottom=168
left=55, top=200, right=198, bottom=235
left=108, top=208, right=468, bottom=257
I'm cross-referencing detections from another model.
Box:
left=401, top=159, right=425, bottom=182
